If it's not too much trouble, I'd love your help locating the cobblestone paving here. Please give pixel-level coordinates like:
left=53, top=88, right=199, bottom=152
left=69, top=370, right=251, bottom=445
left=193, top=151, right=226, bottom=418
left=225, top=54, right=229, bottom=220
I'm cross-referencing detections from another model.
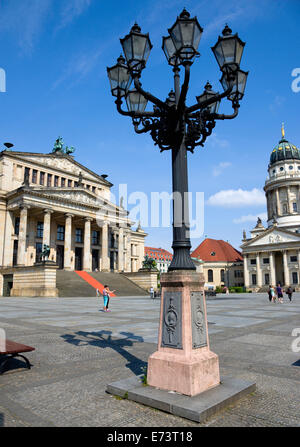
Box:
left=0, top=293, right=299, bottom=427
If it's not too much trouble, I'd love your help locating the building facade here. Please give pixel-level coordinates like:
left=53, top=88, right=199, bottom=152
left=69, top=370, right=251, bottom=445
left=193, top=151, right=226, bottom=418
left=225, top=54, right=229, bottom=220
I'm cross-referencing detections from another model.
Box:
left=144, top=247, right=173, bottom=273
left=0, top=147, right=146, bottom=274
left=241, top=127, right=300, bottom=290
left=191, top=238, right=244, bottom=290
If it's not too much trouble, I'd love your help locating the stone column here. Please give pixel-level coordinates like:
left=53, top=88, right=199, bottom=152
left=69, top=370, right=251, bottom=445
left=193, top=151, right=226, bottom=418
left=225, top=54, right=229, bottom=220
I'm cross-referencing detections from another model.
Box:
left=243, top=254, right=249, bottom=288
left=43, top=209, right=53, bottom=248
left=275, top=188, right=280, bottom=216
left=256, top=252, right=262, bottom=287
left=17, top=205, right=29, bottom=266
left=118, top=226, right=124, bottom=272
left=83, top=218, right=92, bottom=271
left=125, top=232, right=131, bottom=272
left=283, top=250, right=289, bottom=286
left=101, top=221, right=110, bottom=272
left=64, top=214, right=73, bottom=270
left=269, top=251, right=276, bottom=286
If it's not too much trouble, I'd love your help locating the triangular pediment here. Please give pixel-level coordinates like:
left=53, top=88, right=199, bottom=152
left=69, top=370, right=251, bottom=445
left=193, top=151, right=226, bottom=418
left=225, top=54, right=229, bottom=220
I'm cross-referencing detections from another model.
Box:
left=242, top=227, right=300, bottom=248
left=5, top=151, right=111, bottom=186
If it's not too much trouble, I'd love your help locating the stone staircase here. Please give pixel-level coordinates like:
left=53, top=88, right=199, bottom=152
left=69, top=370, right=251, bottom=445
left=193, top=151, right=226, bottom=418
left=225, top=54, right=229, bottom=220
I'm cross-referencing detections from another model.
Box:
left=56, top=270, right=148, bottom=297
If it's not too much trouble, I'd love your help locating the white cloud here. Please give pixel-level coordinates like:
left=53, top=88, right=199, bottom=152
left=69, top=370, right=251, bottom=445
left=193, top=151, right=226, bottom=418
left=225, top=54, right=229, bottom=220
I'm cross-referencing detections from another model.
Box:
left=57, top=0, right=93, bottom=31
left=212, top=161, right=232, bottom=177
left=233, top=212, right=268, bottom=224
left=206, top=188, right=266, bottom=207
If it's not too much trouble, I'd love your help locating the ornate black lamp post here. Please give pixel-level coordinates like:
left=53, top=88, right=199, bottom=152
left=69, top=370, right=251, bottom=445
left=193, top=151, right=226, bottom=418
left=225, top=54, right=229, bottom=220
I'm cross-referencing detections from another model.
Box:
left=107, top=8, right=248, bottom=272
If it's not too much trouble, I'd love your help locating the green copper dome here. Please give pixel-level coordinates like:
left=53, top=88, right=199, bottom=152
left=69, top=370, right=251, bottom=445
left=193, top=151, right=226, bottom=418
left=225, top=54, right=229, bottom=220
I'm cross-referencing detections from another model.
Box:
left=270, top=126, right=300, bottom=166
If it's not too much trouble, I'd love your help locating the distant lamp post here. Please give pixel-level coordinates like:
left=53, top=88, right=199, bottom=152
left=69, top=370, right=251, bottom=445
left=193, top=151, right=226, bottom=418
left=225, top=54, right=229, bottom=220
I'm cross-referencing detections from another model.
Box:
left=106, top=9, right=250, bottom=398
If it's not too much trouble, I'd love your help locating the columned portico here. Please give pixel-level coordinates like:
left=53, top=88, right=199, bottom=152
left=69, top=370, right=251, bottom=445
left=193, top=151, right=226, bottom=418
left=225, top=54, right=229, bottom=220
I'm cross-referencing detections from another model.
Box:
left=282, top=250, right=289, bottom=286
left=64, top=214, right=74, bottom=270
left=17, top=205, right=29, bottom=266
left=243, top=254, right=249, bottom=287
left=43, top=209, right=53, bottom=248
left=256, top=252, right=262, bottom=287
left=101, top=221, right=110, bottom=272
left=269, top=251, right=276, bottom=285
left=118, top=226, right=124, bottom=272
left=83, top=217, right=92, bottom=271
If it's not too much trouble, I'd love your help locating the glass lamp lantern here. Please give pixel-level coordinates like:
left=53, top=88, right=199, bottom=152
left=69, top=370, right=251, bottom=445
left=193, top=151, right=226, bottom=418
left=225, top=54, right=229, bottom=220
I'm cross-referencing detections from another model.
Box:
left=168, top=8, right=203, bottom=63
left=120, top=23, right=152, bottom=73
left=212, top=25, right=245, bottom=74
left=107, top=55, right=132, bottom=97
left=162, top=35, right=178, bottom=66
left=125, top=89, right=148, bottom=113
left=220, top=69, right=249, bottom=101
left=196, top=81, right=220, bottom=114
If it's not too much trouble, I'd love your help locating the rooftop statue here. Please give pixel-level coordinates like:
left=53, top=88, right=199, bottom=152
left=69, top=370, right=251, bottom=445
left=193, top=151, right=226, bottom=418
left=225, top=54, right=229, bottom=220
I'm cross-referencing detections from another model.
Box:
left=52, top=137, right=75, bottom=155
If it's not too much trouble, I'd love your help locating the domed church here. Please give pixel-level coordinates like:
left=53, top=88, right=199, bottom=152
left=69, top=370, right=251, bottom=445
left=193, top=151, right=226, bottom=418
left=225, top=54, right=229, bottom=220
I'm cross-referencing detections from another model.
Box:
left=241, top=125, right=300, bottom=290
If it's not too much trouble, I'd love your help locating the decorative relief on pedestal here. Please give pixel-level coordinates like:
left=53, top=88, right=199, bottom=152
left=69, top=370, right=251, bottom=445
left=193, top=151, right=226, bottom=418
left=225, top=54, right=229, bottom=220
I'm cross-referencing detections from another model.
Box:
left=191, top=291, right=207, bottom=349
left=161, top=291, right=182, bottom=349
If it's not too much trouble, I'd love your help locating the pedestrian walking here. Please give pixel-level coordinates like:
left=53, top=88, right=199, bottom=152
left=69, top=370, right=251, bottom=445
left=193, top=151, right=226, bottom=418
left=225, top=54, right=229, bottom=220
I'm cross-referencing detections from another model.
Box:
left=268, top=285, right=273, bottom=302
left=150, top=286, right=154, bottom=299
left=102, top=285, right=116, bottom=312
left=269, top=285, right=276, bottom=302
left=285, top=286, right=293, bottom=302
left=276, top=283, right=283, bottom=303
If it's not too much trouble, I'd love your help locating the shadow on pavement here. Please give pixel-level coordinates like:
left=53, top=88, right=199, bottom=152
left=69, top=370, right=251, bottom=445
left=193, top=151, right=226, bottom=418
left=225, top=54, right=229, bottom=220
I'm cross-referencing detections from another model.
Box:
left=0, top=413, right=4, bottom=427
left=61, top=330, right=147, bottom=376
left=292, top=359, right=300, bottom=367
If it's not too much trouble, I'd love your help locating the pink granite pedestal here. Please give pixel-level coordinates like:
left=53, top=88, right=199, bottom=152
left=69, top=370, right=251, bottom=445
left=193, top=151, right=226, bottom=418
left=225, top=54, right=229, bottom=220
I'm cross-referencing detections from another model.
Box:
left=147, top=270, right=220, bottom=396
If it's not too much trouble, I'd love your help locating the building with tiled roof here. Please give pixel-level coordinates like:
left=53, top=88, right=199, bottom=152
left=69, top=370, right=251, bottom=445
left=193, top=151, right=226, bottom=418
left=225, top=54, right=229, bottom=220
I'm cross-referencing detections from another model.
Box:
left=144, top=247, right=173, bottom=273
left=192, top=238, right=244, bottom=289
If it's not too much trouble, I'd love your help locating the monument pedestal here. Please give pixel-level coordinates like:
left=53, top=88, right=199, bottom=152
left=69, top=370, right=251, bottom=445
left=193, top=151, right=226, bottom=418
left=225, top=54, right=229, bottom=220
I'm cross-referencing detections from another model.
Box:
left=147, top=270, right=220, bottom=396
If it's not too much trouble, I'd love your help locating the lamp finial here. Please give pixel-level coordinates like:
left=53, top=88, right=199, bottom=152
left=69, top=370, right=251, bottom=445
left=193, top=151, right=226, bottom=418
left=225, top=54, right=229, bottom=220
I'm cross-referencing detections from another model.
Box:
left=281, top=122, right=285, bottom=139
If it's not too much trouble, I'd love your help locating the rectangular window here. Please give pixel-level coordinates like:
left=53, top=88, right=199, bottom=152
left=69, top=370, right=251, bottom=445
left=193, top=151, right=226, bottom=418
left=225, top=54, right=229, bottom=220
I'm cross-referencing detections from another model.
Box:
left=54, top=176, right=59, bottom=187
left=92, top=186, right=96, bottom=193
left=92, top=230, right=99, bottom=245
left=68, top=179, right=72, bottom=187
left=32, top=169, right=37, bottom=184
left=57, top=225, right=65, bottom=241
left=250, top=259, right=256, bottom=265
left=47, top=174, right=52, bottom=187
left=61, top=178, right=66, bottom=187
left=40, top=172, right=45, bottom=185
left=37, top=222, right=44, bottom=238
left=290, top=256, right=297, bottom=262
left=75, top=228, right=83, bottom=243
left=252, top=274, right=257, bottom=285
left=14, top=217, right=20, bottom=235
left=292, top=272, right=298, bottom=284
left=265, top=273, right=270, bottom=285
left=293, top=202, right=297, bottom=212
left=36, top=242, right=43, bottom=263
left=263, top=258, right=269, bottom=264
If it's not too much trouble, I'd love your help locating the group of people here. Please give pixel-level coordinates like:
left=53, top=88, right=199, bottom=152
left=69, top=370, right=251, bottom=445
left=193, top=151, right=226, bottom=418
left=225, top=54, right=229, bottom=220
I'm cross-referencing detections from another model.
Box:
left=268, top=284, right=293, bottom=303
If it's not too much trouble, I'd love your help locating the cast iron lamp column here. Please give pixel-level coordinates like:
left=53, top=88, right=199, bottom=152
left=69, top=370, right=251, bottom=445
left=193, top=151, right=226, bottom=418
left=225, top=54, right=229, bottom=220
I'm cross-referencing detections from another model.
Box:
left=107, top=9, right=249, bottom=396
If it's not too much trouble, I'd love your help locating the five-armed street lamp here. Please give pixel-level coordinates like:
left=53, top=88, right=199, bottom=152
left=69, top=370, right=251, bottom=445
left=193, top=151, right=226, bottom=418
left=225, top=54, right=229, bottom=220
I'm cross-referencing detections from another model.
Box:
left=107, top=8, right=248, bottom=272
left=107, top=9, right=249, bottom=398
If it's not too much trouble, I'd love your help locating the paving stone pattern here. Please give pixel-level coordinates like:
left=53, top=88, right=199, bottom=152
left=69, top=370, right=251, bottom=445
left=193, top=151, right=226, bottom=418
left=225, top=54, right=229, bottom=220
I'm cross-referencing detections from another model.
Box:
left=0, top=293, right=299, bottom=427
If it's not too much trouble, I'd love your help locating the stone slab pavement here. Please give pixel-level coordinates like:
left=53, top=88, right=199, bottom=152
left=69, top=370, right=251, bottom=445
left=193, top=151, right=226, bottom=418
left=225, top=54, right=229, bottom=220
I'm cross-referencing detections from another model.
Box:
left=0, top=292, right=299, bottom=427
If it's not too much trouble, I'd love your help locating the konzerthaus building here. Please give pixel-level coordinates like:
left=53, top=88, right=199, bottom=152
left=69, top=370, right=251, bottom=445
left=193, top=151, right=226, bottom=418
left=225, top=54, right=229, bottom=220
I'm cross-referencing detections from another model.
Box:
left=0, top=141, right=146, bottom=273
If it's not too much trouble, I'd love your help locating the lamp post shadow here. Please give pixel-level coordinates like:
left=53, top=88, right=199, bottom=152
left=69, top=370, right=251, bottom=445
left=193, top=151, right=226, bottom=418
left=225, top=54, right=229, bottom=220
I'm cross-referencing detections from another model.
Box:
left=61, top=330, right=147, bottom=377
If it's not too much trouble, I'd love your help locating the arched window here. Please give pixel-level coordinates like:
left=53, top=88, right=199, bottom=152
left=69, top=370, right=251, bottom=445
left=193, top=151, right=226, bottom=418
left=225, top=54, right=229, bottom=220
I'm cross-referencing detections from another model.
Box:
left=221, top=269, right=225, bottom=283
left=208, top=269, right=213, bottom=282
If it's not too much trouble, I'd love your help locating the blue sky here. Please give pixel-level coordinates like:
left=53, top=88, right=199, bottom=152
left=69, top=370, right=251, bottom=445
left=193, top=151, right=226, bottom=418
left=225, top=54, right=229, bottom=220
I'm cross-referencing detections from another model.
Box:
left=0, top=0, right=299, bottom=252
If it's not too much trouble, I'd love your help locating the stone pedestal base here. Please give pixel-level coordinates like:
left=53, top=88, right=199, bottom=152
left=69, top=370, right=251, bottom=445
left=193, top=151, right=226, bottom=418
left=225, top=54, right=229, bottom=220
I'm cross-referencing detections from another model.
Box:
left=147, top=270, right=220, bottom=396
left=10, top=261, right=59, bottom=297
left=147, top=349, right=220, bottom=396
